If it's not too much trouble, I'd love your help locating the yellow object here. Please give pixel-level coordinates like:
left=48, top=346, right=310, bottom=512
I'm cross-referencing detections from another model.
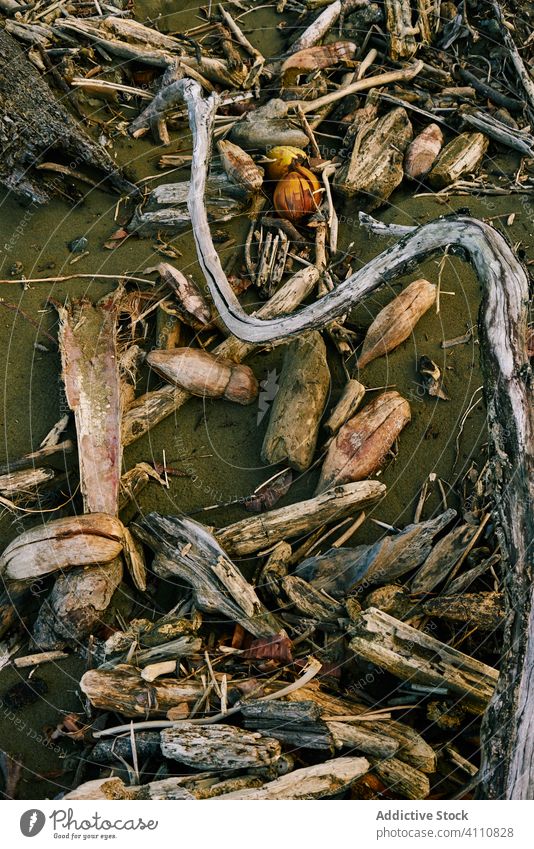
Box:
left=265, top=145, right=307, bottom=182
left=273, top=164, right=322, bottom=224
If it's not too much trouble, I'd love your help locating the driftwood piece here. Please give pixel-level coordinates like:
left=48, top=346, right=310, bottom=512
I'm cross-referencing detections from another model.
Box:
left=289, top=685, right=435, bottom=772
left=460, top=108, right=534, bottom=158
left=281, top=575, right=344, bottom=621
left=242, top=701, right=333, bottom=751
left=316, top=391, right=411, bottom=492
left=349, top=607, right=498, bottom=713
left=261, top=331, right=330, bottom=471
left=384, top=0, right=419, bottom=59
left=121, top=266, right=319, bottom=446
left=422, top=592, right=505, bottom=631
left=80, top=664, right=204, bottom=717
left=55, top=293, right=122, bottom=516
left=428, top=133, right=489, bottom=189
left=92, top=731, right=161, bottom=765
left=213, top=756, right=369, bottom=800
left=324, top=379, right=366, bottom=435
left=133, top=513, right=282, bottom=638
left=0, top=467, right=55, bottom=495
left=32, top=558, right=123, bottom=649
left=410, top=523, right=481, bottom=594
left=0, top=439, right=73, bottom=478
left=215, top=481, right=386, bottom=557
left=161, top=723, right=282, bottom=770
left=334, top=108, right=412, bottom=204
left=327, top=722, right=399, bottom=759
left=373, top=757, right=430, bottom=799
left=230, top=99, right=309, bottom=150
left=0, top=29, right=134, bottom=204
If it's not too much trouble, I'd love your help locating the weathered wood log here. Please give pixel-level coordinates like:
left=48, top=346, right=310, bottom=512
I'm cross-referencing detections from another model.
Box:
left=215, top=481, right=386, bottom=557
left=460, top=108, right=534, bottom=158
left=316, top=391, right=411, bottom=492
left=410, top=523, right=481, bottom=594
left=421, top=592, right=505, bottom=631
left=288, top=685, right=435, bottom=772
left=80, top=664, right=204, bottom=717
left=349, top=607, right=498, bottom=713
left=0, top=29, right=135, bottom=204
left=261, top=331, right=330, bottom=471
left=372, top=757, right=430, bottom=799
left=428, top=132, right=489, bottom=189
left=212, top=756, right=370, bottom=799
left=132, top=513, right=282, bottom=638
left=384, top=0, right=419, bottom=59
left=241, top=701, right=334, bottom=752
left=160, top=723, right=282, bottom=770
left=334, top=108, right=413, bottom=204
left=324, top=379, right=366, bottom=435
left=0, top=467, right=55, bottom=496
left=91, top=731, right=161, bottom=765
left=32, top=558, right=123, bottom=649
left=128, top=173, right=249, bottom=236
left=121, top=266, right=320, bottom=446
left=327, top=722, right=399, bottom=759
left=55, top=293, right=123, bottom=516
left=281, top=574, right=344, bottom=621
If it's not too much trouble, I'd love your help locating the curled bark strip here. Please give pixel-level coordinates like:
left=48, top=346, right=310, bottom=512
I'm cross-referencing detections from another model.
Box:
left=175, top=78, right=533, bottom=798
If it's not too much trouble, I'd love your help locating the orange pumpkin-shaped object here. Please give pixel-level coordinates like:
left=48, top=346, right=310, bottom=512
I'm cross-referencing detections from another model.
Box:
left=273, top=164, right=322, bottom=223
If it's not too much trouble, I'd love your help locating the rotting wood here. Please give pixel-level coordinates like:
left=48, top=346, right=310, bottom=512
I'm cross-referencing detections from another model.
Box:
left=349, top=607, right=498, bottom=714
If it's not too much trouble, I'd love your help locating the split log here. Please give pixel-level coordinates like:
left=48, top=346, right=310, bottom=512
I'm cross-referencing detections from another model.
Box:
left=160, top=723, right=282, bottom=770
left=212, top=756, right=370, bottom=799
left=349, top=607, right=498, bottom=713
left=132, top=513, right=282, bottom=638
left=261, top=331, right=330, bottom=471
left=215, top=481, right=386, bottom=557
left=80, top=664, right=204, bottom=717
left=0, top=29, right=135, bottom=204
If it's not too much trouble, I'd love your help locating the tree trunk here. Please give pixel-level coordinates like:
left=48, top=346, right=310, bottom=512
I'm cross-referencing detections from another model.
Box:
left=0, top=29, right=135, bottom=204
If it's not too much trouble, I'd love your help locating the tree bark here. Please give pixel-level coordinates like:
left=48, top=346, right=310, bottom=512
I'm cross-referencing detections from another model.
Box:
left=0, top=29, right=135, bottom=204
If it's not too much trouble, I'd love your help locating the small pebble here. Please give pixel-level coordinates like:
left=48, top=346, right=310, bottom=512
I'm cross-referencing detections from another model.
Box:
left=68, top=236, right=88, bottom=254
